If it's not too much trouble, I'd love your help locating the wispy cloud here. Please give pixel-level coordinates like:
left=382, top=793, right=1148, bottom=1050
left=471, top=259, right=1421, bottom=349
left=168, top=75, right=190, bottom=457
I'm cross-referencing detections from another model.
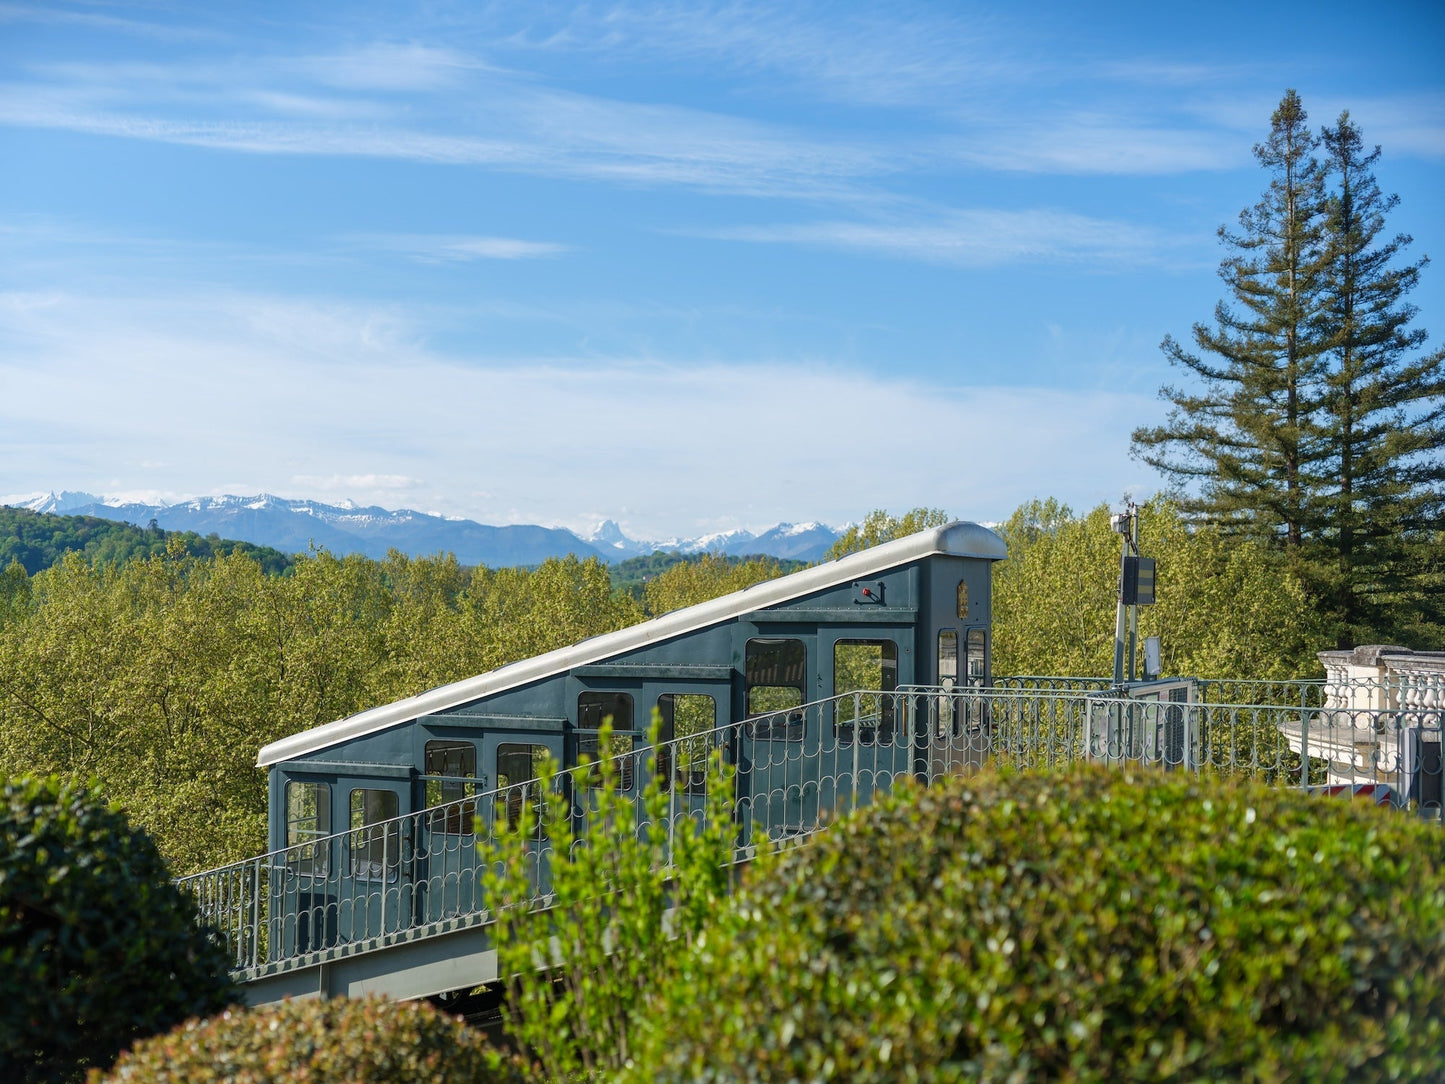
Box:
left=0, top=1, right=222, bottom=42
left=287, top=43, right=485, bottom=93
left=292, top=473, right=424, bottom=492
left=348, top=233, right=573, bottom=262
left=500, top=2, right=1027, bottom=108
left=1097, top=60, right=1262, bottom=88
left=689, top=207, right=1178, bottom=267
left=945, top=117, right=1248, bottom=174
left=0, top=62, right=887, bottom=197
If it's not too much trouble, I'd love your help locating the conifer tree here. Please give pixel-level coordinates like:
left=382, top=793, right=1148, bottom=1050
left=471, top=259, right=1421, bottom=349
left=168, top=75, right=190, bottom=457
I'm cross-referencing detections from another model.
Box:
left=1133, top=90, right=1329, bottom=552
left=1314, top=111, right=1445, bottom=645
left=1133, top=91, right=1445, bottom=648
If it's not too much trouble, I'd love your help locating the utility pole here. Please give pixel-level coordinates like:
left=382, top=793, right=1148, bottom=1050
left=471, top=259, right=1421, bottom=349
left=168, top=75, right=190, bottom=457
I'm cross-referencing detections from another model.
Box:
left=1111, top=501, right=1141, bottom=687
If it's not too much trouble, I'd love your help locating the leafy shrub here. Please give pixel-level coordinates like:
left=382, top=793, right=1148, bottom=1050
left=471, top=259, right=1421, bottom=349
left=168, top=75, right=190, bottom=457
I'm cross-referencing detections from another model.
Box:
left=482, top=716, right=736, bottom=1081
left=634, top=766, right=1445, bottom=1083
left=94, top=995, right=527, bottom=1083
left=0, top=776, right=236, bottom=1083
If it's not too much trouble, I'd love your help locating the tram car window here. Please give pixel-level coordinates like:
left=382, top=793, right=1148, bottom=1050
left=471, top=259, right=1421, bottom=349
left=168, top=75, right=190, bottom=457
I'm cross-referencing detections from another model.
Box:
left=423, top=740, right=478, bottom=835
left=285, top=781, right=330, bottom=876
left=497, top=744, right=550, bottom=837
left=349, top=789, right=399, bottom=881
left=745, top=637, right=806, bottom=740
left=834, top=639, right=898, bottom=745
left=656, top=693, right=716, bottom=794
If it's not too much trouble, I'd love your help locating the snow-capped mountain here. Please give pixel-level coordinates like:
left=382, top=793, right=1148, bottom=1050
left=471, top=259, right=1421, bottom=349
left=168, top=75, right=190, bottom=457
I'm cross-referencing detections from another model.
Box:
left=5, top=492, right=843, bottom=565
left=585, top=519, right=839, bottom=562
left=744, top=522, right=839, bottom=561
left=585, top=519, right=653, bottom=558
left=5, top=492, right=606, bottom=567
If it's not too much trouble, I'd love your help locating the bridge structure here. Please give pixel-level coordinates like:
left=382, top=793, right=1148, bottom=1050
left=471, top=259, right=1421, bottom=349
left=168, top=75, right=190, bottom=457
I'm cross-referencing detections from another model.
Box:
left=180, top=675, right=1444, bottom=1008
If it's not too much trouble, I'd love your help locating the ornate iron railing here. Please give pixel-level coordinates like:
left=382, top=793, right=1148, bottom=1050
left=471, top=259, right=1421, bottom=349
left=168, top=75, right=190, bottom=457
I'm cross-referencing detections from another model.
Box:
left=178, top=682, right=1444, bottom=978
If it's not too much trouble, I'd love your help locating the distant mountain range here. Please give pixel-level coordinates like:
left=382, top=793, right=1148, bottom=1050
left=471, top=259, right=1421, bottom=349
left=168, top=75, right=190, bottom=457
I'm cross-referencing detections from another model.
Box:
left=2, top=492, right=842, bottom=566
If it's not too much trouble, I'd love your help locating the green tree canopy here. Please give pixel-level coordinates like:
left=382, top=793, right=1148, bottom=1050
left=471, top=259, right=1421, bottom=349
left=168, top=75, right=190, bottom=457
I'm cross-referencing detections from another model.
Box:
left=642, top=553, right=792, bottom=615
left=992, top=497, right=1325, bottom=679
left=0, top=507, right=294, bottom=577
left=609, top=550, right=804, bottom=605
left=824, top=507, right=951, bottom=561
left=1133, top=90, right=1328, bottom=549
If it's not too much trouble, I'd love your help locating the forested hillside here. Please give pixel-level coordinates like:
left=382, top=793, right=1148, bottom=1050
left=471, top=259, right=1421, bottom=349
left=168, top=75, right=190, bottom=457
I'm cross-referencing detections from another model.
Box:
left=0, top=498, right=1335, bottom=875
left=0, top=506, right=295, bottom=576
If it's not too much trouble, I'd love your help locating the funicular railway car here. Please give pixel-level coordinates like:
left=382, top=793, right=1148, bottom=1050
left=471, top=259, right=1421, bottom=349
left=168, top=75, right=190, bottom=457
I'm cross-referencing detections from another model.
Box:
left=249, top=522, right=1006, bottom=959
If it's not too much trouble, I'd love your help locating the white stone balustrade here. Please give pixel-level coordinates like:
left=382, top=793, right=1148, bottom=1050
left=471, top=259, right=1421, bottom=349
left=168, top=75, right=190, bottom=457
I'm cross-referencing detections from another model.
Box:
left=1318, top=646, right=1445, bottom=716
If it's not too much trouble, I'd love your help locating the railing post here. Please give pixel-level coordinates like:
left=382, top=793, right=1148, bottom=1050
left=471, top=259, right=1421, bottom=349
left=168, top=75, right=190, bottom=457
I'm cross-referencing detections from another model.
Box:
left=851, top=699, right=860, bottom=808
left=251, top=860, right=261, bottom=969
left=380, top=827, right=389, bottom=935
left=667, top=738, right=676, bottom=870
left=1299, top=710, right=1311, bottom=790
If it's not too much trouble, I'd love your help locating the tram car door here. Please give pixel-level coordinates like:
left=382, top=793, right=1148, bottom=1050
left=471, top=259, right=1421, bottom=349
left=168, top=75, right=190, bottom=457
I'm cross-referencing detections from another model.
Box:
left=821, top=625, right=913, bottom=815
left=277, top=770, right=339, bottom=956
left=737, top=630, right=820, bottom=843
left=276, top=768, right=416, bottom=955
left=476, top=728, right=566, bottom=899
left=927, top=626, right=990, bottom=781
left=330, top=772, right=415, bottom=945
left=652, top=682, right=734, bottom=849
left=412, top=730, right=486, bottom=924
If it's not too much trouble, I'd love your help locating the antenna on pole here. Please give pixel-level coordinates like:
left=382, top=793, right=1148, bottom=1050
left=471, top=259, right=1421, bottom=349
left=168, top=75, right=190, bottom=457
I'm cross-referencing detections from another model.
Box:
left=1111, top=500, right=1156, bottom=687
left=1111, top=503, right=1133, bottom=686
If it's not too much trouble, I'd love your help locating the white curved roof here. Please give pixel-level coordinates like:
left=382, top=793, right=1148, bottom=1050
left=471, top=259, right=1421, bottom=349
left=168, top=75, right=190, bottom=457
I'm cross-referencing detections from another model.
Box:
left=257, top=521, right=1005, bottom=767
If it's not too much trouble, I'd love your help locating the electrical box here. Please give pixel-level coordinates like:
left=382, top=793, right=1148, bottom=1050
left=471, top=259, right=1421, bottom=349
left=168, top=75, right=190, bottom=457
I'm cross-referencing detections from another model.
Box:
left=1144, top=636, right=1161, bottom=680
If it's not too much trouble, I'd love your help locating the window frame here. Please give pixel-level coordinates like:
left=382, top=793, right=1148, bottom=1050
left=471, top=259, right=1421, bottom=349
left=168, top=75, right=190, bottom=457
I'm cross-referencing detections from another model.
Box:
left=577, top=730, right=637, bottom=792
left=745, top=637, right=807, bottom=741
left=967, top=627, right=987, bottom=684
left=656, top=692, right=718, bottom=794
left=423, top=739, right=478, bottom=836
left=496, top=743, right=551, bottom=839
left=577, top=691, right=634, bottom=731
left=284, top=780, right=331, bottom=878
left=833, top=637, right=899, bottom=746
left=348, top=788, right=400, bottom=882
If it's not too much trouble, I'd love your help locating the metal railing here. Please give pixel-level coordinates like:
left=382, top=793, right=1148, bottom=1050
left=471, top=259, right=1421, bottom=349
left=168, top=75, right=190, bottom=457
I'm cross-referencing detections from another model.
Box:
left=989, top=675, right=1114, bottom=694
left=179, top=681, right=1444, bottom=979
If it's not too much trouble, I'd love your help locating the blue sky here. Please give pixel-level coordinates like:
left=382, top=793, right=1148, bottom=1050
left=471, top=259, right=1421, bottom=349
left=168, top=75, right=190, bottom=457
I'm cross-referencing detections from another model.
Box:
left=2, top=1, right=1442, bottom=538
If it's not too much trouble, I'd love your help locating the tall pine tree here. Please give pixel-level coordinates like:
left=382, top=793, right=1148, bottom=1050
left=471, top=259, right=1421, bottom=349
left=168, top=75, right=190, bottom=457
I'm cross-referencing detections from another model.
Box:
left=1314, top=111, right=1445, bottom=646
left=1134, top=92, right=1445, bottom=648
left=1133, top=90, right=1329, bottom=552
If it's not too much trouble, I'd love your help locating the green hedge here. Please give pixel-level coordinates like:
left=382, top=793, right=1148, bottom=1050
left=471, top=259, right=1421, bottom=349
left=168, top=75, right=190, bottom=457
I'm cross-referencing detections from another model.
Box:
left=0, top=777, right=236, bottom=1083
left=635, top=766, right=1445, bottom=1082
left=94, top=996, right=528, bottom=1083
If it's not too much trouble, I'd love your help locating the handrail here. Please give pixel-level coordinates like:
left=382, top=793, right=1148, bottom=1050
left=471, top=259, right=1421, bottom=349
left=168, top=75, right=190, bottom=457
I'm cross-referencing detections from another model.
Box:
left=178, top=682, right=1443, bottom=978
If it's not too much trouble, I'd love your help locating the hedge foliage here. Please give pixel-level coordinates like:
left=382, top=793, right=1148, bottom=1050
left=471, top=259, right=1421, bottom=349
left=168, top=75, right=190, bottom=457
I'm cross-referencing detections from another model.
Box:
left=481, top=717, right=736, bottom=1080
left=635, top=766, right=1445, bottom=1082
left=94, top=996, right=526, bottom=1083
left=0, top=776, right=236, bottom=1084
